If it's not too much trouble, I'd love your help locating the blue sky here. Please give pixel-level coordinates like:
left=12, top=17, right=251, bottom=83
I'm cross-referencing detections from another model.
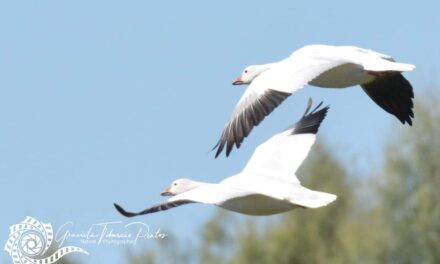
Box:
left=1, top=1, right=439, bottom=263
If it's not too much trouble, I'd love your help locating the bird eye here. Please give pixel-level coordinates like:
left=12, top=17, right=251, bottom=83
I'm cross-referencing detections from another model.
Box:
left=244, top=70, right=248, bottom=74
left=173, top=183, right=177, bottom=186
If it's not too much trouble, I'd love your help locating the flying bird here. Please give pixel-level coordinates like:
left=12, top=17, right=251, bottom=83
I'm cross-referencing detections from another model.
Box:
left=214, top=44, right=415, bottom=157
left=114, top=100, right=336, bottom=217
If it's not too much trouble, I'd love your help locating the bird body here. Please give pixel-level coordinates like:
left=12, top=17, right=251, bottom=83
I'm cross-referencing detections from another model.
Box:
left=165, top=182, right=299, bottom=216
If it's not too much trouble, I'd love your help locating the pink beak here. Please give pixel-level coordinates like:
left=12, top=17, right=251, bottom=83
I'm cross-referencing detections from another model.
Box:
left=160, top=187, right=172, bottom=196
left=232, top=76, right=244, bottom=85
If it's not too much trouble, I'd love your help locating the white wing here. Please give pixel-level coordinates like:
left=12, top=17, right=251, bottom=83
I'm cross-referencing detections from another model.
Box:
left=242, top=100, right=329, bottom=184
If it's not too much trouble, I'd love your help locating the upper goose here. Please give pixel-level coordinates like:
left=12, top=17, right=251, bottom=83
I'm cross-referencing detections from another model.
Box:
left=214, top=44, right=415, bottom=157
left=115, top=100, right=336, bottom=216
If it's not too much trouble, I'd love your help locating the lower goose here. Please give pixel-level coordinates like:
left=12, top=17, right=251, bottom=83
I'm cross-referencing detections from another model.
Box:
left=114, top=99, right=336, bottom=216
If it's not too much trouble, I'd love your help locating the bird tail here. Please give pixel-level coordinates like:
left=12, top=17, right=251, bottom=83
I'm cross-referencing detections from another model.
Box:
left=288, top=187, right=337, bottom=208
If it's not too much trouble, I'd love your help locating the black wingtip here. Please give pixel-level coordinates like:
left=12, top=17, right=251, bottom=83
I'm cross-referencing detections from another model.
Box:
left=114, top=203, right=137, bottom=218
left=212, top=140, right=225, bottom=158
left=212, top=141, right=221, bottom=158
left=290, top=99, right=329, bottom=135
left=361, top=73, right=414, bottom=126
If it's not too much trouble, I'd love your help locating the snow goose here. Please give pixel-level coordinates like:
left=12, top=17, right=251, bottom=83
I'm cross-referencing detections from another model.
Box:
left=114, top=99, right=336, bottom=216
left=214, top=44, right=415, bottom=157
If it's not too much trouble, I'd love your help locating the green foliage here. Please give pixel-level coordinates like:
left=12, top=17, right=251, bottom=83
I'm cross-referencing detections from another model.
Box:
left=198, top=210, right=234, bottom=264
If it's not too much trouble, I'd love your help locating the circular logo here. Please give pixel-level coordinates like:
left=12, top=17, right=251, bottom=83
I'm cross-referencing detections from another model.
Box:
left=19, top=230, right=45, bottom=257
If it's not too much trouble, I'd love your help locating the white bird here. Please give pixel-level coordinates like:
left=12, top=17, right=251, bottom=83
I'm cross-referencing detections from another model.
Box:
left=214, top=44, right=415, bottom=157
left=114, top=100, right=336, bottom=216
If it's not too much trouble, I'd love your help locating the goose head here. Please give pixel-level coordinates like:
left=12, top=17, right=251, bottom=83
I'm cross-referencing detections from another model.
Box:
left=160, top=179, right=204, bottom=196
left=233, top=64, right=273, bottom=85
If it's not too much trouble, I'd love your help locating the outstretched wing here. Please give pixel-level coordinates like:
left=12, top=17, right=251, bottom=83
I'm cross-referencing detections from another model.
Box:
left=114, top=200, right=195, bottom=217
left=242, top=99, right=329, bottom=184
left=114, top=185, right=254, bottom=217
left=214, top=55, right=347, bottom=158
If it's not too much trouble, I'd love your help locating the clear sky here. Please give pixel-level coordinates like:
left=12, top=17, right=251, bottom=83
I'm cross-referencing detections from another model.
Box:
left=1, top=1, right=439, bottom=263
